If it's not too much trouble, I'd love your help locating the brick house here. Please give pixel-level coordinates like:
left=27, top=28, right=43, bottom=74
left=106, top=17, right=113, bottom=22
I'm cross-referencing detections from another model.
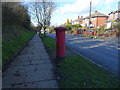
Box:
left=70, top=11, right=108, bottom=29
left=82, top=11, right=108, bottom=28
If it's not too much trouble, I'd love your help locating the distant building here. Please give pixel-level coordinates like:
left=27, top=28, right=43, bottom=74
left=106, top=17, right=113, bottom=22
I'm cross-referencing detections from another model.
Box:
left=82, top=16, right=89, bottom=27
left=82, top=11, right=108, bottom=28
left=106, top=9, right=120, bottom=29
left=66, top=10, right=119, bottom=29
left=70, top=10, right=108, bottom=29
left=71, top=16, right=83, bottom=25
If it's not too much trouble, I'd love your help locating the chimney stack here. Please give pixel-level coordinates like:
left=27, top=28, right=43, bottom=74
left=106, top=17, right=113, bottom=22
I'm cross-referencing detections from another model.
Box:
left=81, top=16, right=83, bottom=18
left=78, top=16, right=80, bottom=19
left=95, top=10, right=98, bottom=13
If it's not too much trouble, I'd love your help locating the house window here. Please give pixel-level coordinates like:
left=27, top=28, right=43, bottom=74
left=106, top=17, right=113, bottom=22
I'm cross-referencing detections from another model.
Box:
left=94, top=24, right=96, bottom=27
left=110, top=14, right=113, bottom=18
left=115, top=13, right=118, bottom=18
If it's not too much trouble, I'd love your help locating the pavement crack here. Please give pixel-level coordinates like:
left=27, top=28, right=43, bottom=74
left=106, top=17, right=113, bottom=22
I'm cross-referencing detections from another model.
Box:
left=25, top=79, right=56, bottom=84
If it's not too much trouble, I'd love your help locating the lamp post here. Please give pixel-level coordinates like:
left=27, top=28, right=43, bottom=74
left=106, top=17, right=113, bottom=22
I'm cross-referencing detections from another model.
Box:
left=89, top=1, right=92, bottom=31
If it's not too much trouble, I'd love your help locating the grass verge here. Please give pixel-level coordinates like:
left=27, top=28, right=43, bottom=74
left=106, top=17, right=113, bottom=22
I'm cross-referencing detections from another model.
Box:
left=40, top=34, right=118, bottom=88
left=40, top=34, right=56, bottom=51
left=58, top=55, right=118, bottom=88
left=2, top=26, right=35, bottom=67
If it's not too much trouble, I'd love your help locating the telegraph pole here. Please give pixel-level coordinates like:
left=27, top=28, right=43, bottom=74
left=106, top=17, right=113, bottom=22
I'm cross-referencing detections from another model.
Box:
left=89, top=1, right=92, bottom=30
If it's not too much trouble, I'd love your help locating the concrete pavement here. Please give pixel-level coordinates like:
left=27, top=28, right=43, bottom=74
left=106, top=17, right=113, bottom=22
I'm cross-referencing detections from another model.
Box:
left=2, top=34, right=58, bottom=88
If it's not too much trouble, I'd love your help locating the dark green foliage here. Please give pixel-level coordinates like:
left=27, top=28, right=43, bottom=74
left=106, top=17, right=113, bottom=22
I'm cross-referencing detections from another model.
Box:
left=72, top=24, right=82, bottom=28
left=2, top=2, right=35, bottom=67
left=2, top=2, right=31, bottom=29
left=65, top=25, right=72, bottom=31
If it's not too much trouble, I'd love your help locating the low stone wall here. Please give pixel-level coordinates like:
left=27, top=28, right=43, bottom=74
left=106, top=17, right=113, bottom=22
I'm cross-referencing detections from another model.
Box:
left=82, top=30, right=120, bottom=37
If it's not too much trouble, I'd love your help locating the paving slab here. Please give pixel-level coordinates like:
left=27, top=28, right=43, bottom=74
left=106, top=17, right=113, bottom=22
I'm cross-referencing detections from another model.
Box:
left=3, top=34, right=58, bottom=88
left=16, top=65, right=37, bottom=73
left=3, top=72, right=27, bottom=88
left=20, top=48, right=33, bottom=55
left=25, top=71, right=54, bottom=83
left=16, top=54, right=33, bottom=60
left=31, top=60, right=51, bottom=65
left=38, top=80, right=58, bottom=88
left=12, top=82, right=39, bottom=88
left=4, top=65, right=36, bottom=74
left=14, top=57, right=30, bottom=62
left=10, top=60, right=30, bottom=67
left=29, top=55, right=41, bottom=60
left=36, top=63, right=53, bottom=71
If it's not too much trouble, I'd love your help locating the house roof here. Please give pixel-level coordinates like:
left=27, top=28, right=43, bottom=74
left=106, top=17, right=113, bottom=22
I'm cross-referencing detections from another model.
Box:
left=108, top=9, right=120, bottom=15
left=72, top=18, right=83, bottom=23
left=71, top=11, right=108, bottom=23
left=83, top=11, right=108, bottom=19
left=91, top=12, right=108, bottom=17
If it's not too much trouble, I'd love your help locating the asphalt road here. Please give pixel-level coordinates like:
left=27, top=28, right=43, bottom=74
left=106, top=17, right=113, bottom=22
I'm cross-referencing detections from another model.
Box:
left=47, top=33, right=119, bottom=76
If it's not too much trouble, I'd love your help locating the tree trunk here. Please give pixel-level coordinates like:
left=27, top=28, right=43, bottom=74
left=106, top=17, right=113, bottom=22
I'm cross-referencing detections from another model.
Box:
left=39, top=30, right=41, bottom=34
left=43, top=27, right=46, bottom=37
left=39, top=29, right=41, bottom=34
left=39, top=26, right=42, bottom=34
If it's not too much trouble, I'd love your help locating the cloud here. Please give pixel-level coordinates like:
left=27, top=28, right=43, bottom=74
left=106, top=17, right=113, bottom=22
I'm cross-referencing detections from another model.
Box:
left=50, top=0, right=119, bottom=25
left=54, top=0, right=105, bottom=15
left=105, top=0, right=119, bottom=5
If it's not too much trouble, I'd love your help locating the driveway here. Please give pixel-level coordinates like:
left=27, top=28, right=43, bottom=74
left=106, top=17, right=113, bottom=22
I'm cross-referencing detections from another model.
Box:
left=47, top=33, right=119, bottom=76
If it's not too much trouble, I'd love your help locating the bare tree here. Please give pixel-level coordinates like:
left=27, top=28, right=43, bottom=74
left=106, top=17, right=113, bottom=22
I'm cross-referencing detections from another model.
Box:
left=28, top=0, right=56, bottom=36
left=29, top=2, right=42, bottom=33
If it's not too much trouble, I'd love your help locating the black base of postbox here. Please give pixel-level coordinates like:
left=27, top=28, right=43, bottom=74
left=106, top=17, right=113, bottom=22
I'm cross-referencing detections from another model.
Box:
left=56, top=56, right=65, bottom=66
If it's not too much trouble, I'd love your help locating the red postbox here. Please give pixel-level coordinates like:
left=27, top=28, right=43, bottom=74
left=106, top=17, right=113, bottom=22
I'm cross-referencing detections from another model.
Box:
left=55, top=27, right=67, bottom=59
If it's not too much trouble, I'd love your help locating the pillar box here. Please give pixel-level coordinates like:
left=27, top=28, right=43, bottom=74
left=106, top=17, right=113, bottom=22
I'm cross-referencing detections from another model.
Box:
left=55, top=27, right=67, bottom=60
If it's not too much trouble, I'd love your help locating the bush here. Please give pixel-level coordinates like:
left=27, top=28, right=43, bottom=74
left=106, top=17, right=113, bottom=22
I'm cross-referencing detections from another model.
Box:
left=97, top=25, right=106, bottom=35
